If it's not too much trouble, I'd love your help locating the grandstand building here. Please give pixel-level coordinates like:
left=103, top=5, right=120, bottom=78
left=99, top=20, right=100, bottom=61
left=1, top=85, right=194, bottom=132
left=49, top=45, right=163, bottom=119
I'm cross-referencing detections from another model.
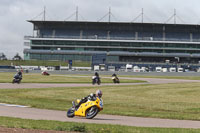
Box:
left=24, top=21, right=200, bottom=68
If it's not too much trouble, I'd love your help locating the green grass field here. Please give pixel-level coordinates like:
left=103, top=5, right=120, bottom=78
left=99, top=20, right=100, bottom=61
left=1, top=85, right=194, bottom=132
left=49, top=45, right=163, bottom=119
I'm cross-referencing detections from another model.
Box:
left=0, top=72, right=145, bottom=83
left=0, top=116, right=199, bottom=133
left=119, top=74, right=200, bottom=80
left=0, top=60, right=91, bottom=67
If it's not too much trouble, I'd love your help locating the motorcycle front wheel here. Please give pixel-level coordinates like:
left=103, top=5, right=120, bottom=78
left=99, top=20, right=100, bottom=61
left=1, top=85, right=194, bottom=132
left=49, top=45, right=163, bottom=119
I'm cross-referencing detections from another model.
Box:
left=67, top=108, right=75, bottom=118
left=92, top=79, right=95, bottom=85
left=86, top=106, right=99, bottom=119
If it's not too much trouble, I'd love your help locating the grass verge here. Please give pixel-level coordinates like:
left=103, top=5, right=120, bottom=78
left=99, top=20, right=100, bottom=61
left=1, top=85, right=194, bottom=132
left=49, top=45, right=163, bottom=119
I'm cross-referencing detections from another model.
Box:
left=0, top=60, right=91, bottom=67
left=0, top=116, right=199, bottom=133
left=0, top=72, right=146, bottom=83
left=119, top=75, right=200, bottom=80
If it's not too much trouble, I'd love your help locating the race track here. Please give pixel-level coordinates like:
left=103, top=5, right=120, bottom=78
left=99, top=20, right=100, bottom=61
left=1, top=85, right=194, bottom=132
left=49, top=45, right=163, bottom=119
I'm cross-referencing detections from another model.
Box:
left=0, top=77, right=200, bottom=128
left=1, top=105, right=200, bottom=129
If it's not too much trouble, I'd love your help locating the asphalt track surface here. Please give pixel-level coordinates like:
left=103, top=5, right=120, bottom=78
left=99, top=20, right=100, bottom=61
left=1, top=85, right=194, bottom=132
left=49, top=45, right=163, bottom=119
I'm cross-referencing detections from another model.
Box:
left=1, top=105, right=200, bottom=129
left=1, top=77, right=200, bottom=129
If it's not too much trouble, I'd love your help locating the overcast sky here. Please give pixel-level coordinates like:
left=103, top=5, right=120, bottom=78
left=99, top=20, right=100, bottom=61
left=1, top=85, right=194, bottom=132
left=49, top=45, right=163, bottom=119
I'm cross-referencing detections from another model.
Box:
left=1, top=0, right=200, bottom=59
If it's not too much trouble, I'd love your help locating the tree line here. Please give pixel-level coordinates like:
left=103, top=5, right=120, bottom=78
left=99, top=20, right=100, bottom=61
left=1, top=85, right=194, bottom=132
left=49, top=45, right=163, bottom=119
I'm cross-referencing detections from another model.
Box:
left=0, top=53, right=22, bottom=60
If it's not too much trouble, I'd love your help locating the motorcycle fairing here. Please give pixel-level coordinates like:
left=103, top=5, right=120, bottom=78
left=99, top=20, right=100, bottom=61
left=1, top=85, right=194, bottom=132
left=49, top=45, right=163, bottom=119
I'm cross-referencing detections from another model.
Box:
left=74, top=97, right=102, bottom=117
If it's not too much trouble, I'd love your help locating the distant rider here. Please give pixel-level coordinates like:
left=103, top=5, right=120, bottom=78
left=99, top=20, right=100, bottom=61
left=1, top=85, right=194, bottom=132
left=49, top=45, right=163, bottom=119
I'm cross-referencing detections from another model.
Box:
left=112, top=73, right=120, bottom=83
left=14, top=71, right=22, bottom=81
left=92, top=72, right=101, bottom=85
left=73, top=90, right=103, bottom=109
left=112, top=73, right=119, bottom=79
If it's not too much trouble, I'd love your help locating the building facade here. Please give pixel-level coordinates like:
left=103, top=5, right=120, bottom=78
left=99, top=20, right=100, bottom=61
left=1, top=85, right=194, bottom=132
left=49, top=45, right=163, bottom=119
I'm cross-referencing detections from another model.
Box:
left=24, top=21, right=200, bottom=65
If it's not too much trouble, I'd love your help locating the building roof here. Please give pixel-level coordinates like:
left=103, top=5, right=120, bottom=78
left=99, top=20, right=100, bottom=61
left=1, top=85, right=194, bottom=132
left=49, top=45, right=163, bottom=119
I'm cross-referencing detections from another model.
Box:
left=28, top=20, right=200, bottom=33
left=28, top=20, right=200, bottom=27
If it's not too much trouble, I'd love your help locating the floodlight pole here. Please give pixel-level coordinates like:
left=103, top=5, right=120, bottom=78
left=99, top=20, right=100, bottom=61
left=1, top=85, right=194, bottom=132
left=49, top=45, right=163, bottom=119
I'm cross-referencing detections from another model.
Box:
left=174, top=9, right=176, bottom=24
left=109, top=7, right=111, bottom=22
left=142, top=8, right=144, bottom=23
left=43, top=6, right=46, bottom=21
left=76, top=6, right=78, bottom=21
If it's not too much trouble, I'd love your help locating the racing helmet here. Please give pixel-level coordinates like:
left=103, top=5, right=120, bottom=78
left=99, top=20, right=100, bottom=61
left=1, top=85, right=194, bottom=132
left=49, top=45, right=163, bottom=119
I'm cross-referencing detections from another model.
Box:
left=96, top=89, right=102, bottom=98
left=18, top=71, right=22, bottom=75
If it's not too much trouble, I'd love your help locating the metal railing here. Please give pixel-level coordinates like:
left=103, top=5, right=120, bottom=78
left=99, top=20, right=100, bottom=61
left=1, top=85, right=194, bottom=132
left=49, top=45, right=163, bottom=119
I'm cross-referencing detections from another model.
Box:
left=108, top=61, right=200, bottom=66
left=24, top=35, right=200, bottom=43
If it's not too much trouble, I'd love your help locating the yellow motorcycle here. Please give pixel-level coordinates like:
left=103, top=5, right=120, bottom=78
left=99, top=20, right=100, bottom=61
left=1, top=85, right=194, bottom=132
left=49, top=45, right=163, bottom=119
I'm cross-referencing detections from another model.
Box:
left=67, top=97, right=103, bottom=119
left=112, top=76, right=120, bottom=83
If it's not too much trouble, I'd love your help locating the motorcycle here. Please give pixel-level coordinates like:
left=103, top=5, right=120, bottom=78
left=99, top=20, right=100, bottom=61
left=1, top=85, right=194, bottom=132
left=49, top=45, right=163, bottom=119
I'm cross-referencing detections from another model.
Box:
left=67, top=97, right=103, bottom=119
left=112, top=76, right=120, bottom=83
left=12, top=74, right=22, bottom=84
left=92, top=76, right=101, bottom=85
left=42, top=71, right=50, bottom=76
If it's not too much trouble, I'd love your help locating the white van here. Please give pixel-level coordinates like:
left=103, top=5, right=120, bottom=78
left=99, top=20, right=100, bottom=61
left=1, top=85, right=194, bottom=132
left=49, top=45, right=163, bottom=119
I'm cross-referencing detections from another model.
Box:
left=108, top=66, right=115, bottom=71
left=126, top=64, right=133, bottom=72
left=162, top=68, right=168, bottom=72
left=133, top=66, right=140, bottom=72
left=169, top=67, right=176, bottom=72
left=94, top=65, right=100, bottom=71
left=140, top=67, right=146, bottom=72
left=178, top=68, right=184, bottom=72
left=156, top=67, right=162, bottom=72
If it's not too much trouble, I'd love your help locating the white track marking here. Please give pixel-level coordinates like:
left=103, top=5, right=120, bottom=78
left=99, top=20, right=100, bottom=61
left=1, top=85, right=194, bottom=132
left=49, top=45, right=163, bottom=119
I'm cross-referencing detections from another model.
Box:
left=0, top=103, right=29, bottom=108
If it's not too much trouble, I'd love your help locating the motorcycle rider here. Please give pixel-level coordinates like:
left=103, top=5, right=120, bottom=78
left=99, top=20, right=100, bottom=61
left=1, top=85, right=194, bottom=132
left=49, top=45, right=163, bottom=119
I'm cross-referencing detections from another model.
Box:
left=14, top=71, right=23, bottom=81
left=112, top=73, right=119, bottom=83
left=92, top=72, right=101, bottom=85
left=73, top=89, right=103, bottom=109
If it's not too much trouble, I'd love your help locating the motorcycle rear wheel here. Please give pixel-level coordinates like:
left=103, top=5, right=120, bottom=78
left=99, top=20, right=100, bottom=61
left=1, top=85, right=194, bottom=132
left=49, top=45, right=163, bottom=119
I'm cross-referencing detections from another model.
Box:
left=18, top=80, right=21, bottom=84
left=86, top=106, right=99, bottom=119
left=97, top=80, right=101, bottom=85
left=67, top=108, right=75, bottom=118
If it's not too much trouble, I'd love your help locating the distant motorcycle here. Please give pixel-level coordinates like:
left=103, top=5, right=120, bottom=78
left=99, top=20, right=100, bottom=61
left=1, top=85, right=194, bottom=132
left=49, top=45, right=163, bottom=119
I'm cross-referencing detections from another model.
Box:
left=12, top=74, right=22, bottom=84
left=92, top=76, right=101, bottom=85
left=112, top=76, right=120, bottom=83
left=42, top=71, right=50, bottom=76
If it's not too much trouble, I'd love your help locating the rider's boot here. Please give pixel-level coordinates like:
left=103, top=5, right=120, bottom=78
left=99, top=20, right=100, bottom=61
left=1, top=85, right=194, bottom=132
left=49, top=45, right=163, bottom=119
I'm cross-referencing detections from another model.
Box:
left=72, top=101, right=80, bottom=110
